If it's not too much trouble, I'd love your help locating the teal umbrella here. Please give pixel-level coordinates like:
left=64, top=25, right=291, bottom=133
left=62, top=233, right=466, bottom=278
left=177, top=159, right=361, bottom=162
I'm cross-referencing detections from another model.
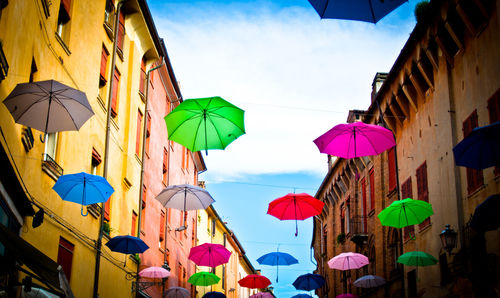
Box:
left=397, top=251, right=438, bottom=267
left=165, top=96, right=245, bottom=154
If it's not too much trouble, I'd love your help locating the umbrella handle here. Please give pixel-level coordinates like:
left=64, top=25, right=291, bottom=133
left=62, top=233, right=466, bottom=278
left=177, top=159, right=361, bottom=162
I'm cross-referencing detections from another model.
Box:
left=40, top=133, right=46, bottom=143
left=295, top=218, right=298, bottom=237
left=81, top=206, right=88, bottom=216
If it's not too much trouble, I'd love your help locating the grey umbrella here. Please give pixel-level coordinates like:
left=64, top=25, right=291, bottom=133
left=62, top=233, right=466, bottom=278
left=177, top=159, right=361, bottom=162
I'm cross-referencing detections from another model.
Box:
left=155, top=184, right=215, bottom=211
left=3, top=80, right=94, bottom=141
left=165, top=286, right=190, bottom=298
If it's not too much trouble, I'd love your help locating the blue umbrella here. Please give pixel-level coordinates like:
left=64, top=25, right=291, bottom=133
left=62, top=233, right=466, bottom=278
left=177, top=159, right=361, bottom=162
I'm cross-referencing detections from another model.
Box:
left=106, top=235, right=149, bottom=267
left=257, top=251, right=298, bottom=282
left=202, top=292, right=226, bottom=298
left=291, top=295, right=312, bottom=298
left=307, top=0, right=407, bottom=23
left=52, top=172, right=114, bottom=216
left=470, top=194, right=500, bottom=232
left=453, top=121, right=500, bottom=170
left=293, top=273, right=325, bottom=291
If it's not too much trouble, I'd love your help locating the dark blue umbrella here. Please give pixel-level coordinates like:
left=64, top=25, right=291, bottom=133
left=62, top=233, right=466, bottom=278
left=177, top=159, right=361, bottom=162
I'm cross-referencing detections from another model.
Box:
left=307, top=0, right=407, bottom=23
left=453, top=121, right=500, bottom=170
left=106, top=235, right=149, bottom=254
left=202, top=292, right=226, bottom=298
left=291, top=294, right=312, bottom=298
left=293, top=273, right=326, bottom=291
left=470, top=194, right=500, bottom=232
left=53, top=172, right=114, bottom=216
left=257, top=251, right=298, bottom=282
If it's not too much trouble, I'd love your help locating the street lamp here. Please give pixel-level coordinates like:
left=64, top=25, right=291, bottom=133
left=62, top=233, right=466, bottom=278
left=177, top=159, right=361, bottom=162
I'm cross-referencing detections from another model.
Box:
left=440, top=224, right=457, bottom=255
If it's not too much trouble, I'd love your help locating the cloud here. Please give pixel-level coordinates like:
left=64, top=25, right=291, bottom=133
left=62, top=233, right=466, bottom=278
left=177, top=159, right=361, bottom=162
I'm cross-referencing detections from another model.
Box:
left=151, top=1, right=416, bottom=180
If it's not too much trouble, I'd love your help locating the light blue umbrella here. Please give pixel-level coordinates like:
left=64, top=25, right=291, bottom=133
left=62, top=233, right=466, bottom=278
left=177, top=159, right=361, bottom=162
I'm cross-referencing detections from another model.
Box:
left=257, top=251, right=298, bottom=282
left=53, top=172, right=114, bottom=216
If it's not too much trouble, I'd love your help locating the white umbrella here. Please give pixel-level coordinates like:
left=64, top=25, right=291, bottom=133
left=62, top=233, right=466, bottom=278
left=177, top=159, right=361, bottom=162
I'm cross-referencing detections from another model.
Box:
left=165, top=287, right=190, bottom=298
left=155, top=184, right=214, bottom=211
left=353, top=275, right=386, bottom=288
left=139, top=266, right=170, bottom=279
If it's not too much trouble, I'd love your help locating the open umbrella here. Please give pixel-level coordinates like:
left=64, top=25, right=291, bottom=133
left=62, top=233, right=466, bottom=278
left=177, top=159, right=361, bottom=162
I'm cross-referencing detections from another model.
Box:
left=105, top=235, right=149, bottom=266
left=251, top=292, right=274, bottom=298
left=188, top=272, right=220, bottom=287
left=238, top=274, right=271, bottom=289
left=313, top=122, right=395, bottom=159
left=52, top=172, right=114, bottom=216
left=378, top=198, right=433, bottom=239
left=291, top=295, right=312, bottom=298
left=470, top=194, right=500, bottom=232
left=267, top=193, right=324, bottom=236
left=165, top=96, right=245, bottom=154
left=307, top=0, right=407, bottom=23
left=397, top=251, right=438, bottom=267
left=139, top=266, right=170, bottom=279
left=257, top=251, right=298, bottom=282
left=293, top=273, right=325, bottom=291
left=328, top=252, right=369, bottom=271
left=202, top=292, right=226, bottom=298
left=3, top=80, right=94, bottom=142
left=189, top=243, right=231, bottom=267
left=165, top=287, right=190, bottom=298
left=453, top=121, right=500, bottom=170
left=353, top=275, right=386, bottom=288
left=336, top=294, right=358, bottom=298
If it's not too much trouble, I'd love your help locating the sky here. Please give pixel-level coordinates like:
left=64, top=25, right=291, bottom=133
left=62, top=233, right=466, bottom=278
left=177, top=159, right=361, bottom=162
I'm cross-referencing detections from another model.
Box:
left=148, top=1, right=419, bottom=296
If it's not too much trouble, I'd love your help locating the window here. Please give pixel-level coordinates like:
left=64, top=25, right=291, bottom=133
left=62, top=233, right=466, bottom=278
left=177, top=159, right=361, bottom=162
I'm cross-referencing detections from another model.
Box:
left=487, top=90, right=500, bottom=176
left=103, top=0, right=114, bottom=27
left=139, top=57, right=146, bottom=95
left=0, top=41, right=9, bottom=82
left=416, top=162, right=431, bottom=230
left=141, top=186, right=147, bottom=233
left=361, top=178, right=367, bottom=231
left=110, top=67, right=120, bottom=117
left=131, top=211, right=137, bottom=236
left=99, top=45, right=109, bottom=85
left=159, top=210, right=165, bottom=246
left=321, top=224, right=327, bottom=255
left=44, top=133, right=58, bottom=159
left=135, top=109, right=143, bottom=156
left=222, top=264, right=226, bottom=290
left=56, top=0, right=71, bottom=44
left=57, top=237, right=74, bottom=281
left=145, top=113, right=151, bottom=156
left=89, top=148, right=108, bottom=220
left=29, top=58, right=37, bottom=83
left=463, top=110, right=483, bottom=193
left=116, top=9, right=125, bottom=55
left=345, top=198, right=350, bottom=235
left=401, top=177, right=415, bottom=241
left=211, top=219, right=216, bottom=237
left=42, top=133, right=63, bottom=179
left=163, top=147, right=168, bottom=184
left=388, top=147, right=397, bottom=192
left=369, top=168, right=375, bottom=211
left=340, top=204, right=345, bottom=234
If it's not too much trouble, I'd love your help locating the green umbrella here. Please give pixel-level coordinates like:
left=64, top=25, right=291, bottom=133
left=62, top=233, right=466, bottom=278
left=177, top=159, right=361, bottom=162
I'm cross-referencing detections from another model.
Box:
left=188, top=271, right=220, bottom=286
left=377, top=198, right=433, bottom=228
left=165, top=96, right=245, bottom=154
left=397, top=251, right=438, bottom=267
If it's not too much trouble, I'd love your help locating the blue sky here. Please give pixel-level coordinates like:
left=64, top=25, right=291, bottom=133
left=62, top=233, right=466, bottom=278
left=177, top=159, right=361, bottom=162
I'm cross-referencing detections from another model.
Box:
left=148, top=1, right=419, bottom=296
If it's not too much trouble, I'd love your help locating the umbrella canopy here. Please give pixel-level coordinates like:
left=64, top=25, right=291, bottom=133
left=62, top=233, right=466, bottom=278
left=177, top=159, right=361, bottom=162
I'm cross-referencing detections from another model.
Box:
left=328, top=252, right=369, bottom=270
left=378, top=198, right=434, bottom=228
left=165, top=287, right=190, bottom=298
left=238, top=274, right=271, bottom=289
left=250, top=292, right=274, bottom=298
left=353, top=275, right=386, bottom=288
left=105, top=235, right=149, bottom=254
left=202, top=292, right=226, bottom=298
left=3, top=80, right=94, bottom=141
left=257, top=251, right=298, bottom=282
left=313, top=122, right=395, bottom=159
left=293, top=273, right=325, bottom=291
left=336, top=294, right=359, bottom=298
left=139, top=266, right=170, bottom=279
left=189, top=243, right=231, bottom=267
left=291, top=295, right=312, bottom=298
left=453, top=121, right=500, bottom=170
left=155, top=184, right=214, bottom=211
left=188, top=272, right=220, bottom=286
left=470, top=194, right=500, bottom=232
left=52, top=172, right=114, bottom=216
left=397, top=251, right=438, bottom=267
left=307, top=0, right=407, bottom=23
left=267, top=193, right=324, bottom=236
left=165, top=96, right=245, bottom=154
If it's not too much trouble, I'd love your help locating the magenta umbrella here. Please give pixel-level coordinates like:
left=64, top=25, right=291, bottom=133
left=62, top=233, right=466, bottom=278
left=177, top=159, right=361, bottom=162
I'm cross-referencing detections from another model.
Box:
left=250, top=293, right=274, bottom=298
left=313, top=122, right=395, bottom=158
left=189, top=243, right=231, bottom=267
left=328, top=252, right=369, bottom=270
left=336, top=294, right=359, bottom=298
left=139, top=266, right=171, bottom=279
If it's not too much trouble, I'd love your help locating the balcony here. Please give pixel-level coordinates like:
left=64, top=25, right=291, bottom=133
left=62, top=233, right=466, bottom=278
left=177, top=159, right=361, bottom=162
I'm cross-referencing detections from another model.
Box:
left=349, top=215, right=368, bottom=246
left=42, top=153, right=63, bottom=181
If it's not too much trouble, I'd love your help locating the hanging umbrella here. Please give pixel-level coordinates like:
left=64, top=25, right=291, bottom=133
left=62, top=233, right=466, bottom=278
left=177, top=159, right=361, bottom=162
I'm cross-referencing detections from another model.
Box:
left=139, top=266, right=171, bottom=279
left=52, top=172, right=114, bottom=216
left=257, top=251, right=298, bottom=282
left=336, top=294, right=359, bottom=298
left=238, top=274, right=271, bottom=289
left=189, top=243, right=231, bottom=267
left=105, top=235, right=149, bottom=266
left=3, top=80, right=94, bottom=142
left=188, top=271, right=220, bottom=287
left=453, top=121, right=500, bottom=170
left=353, top=275, right=386, bottom=288
left=293, top=273, right=325, bottom=291
left=202, top=292, right=226, bottom=298
left=314, top=122, right=395, bottom=159
left=165, top=96, right=245, bottom=154
left=397, top=251, right=438, bottom=267
left=251, top=292, right=274, bottom=298
left=378, top=198, right=433, bottom=239
left=291, top=295, right=312, bottom=298
left=307, top=0, right=407, bottom=23
left=328, top=252, right=369, bottom=270
left=267, top=193, right=324, bottom=236
left=470, top=194, right=500, bottom=232
left=165, top=287, right=190, bottom=298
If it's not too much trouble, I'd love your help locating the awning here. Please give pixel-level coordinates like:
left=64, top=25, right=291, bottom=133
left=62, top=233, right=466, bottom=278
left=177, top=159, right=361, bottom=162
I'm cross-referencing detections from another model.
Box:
left=0, top=224, right=74, bottom=297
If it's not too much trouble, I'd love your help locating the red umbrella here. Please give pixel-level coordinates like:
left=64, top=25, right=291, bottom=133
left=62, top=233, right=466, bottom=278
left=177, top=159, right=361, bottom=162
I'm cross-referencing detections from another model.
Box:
left=188, top=243, right=231, bottom=267
left=267, top=193, right=324, bottom=236
left=238, top=274, right=271, bottom=289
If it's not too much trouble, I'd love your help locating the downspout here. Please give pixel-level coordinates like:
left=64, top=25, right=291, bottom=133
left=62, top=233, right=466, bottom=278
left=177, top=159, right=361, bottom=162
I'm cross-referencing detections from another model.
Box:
left=93, top=1, right=125, bottom=297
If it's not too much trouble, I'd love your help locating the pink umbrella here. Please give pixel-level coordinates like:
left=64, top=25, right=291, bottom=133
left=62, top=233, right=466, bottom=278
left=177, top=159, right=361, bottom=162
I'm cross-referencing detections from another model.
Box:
left=250, top=292, right=274, bottom=298
left=336, top=294, right=358, bottom=298
left=313, top=122, right=395, bottom=158
left=328, top=252, right=369, bottom=270
left=189, top=243, right=231, bottom=267
left=139, top=266, right=171, bottom=279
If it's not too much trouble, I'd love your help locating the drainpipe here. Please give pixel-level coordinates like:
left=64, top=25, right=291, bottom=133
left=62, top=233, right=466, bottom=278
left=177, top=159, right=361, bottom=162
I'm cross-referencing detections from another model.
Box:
left=93, top=1, right=126, bottom=297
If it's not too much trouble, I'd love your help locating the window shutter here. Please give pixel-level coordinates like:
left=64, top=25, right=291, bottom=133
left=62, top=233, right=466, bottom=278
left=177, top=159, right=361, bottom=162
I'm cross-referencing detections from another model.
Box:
left=117, top=10, right=125, bottom=51
left=146, top=113, right=151, bottom=137
left=361, top=178, right=367, bottom=231
left=57, top=237, right=74, bottom=281
left=100, top=47, right=108, bottom=81
left=159, top=211, right=165, bottom=241
left=131, top=212, right=137, bottom=236
left=163, top=148, right=168, bottom=173
left=136, top=110, right=142, bottom=156
left=463, top=110, right=484, bottom=193
left=111, top=68, right=120, bottom=117
left=139, top=58, right=146, bottom=94
left=487, top=90, right=500, bottom=175
left=369, top=169, right=375, bottom=211
left=388, top=147, right=396, bottom=191
left=104, top=199, right=110, bottom=221
left=61, top=0, right=71, bottom=16
left=416, top=162, right=430, bottom=229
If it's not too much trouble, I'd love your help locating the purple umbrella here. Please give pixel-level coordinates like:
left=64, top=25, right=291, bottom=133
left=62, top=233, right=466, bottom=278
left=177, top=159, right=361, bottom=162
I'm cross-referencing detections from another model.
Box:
left=314, top=122, right=395, bottom=158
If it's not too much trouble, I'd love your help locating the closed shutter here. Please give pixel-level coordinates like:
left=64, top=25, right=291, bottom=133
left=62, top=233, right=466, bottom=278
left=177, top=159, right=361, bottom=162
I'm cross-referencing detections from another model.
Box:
left=100, top=46, right=108, bottom=81
left=487, top=90, right=500, bottom=176
left=136, top=110, right=143, bottom=156
left=139, top=58, right=146, bottom=94
left=131, top=212, right=137, bottom=236
left=111, top=68, right=120, bottom=117
left=361, top=178, right=367, bottom=232
left=104, top=198, right=110, bottom=221
left=159, top=211, right=165, bottom=241
left=369, top=168, right=375, bottom=211
left=463, top=110, right=484, bottom=193
left=57, top=237, right=74, bottom=281
left=401, top=178, right=415, bottom=240
left=388, top=147, right=397, bottom=191
left=117, top=10, right=125, bottom=52
left=416, top=162, right=430, bottom=229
